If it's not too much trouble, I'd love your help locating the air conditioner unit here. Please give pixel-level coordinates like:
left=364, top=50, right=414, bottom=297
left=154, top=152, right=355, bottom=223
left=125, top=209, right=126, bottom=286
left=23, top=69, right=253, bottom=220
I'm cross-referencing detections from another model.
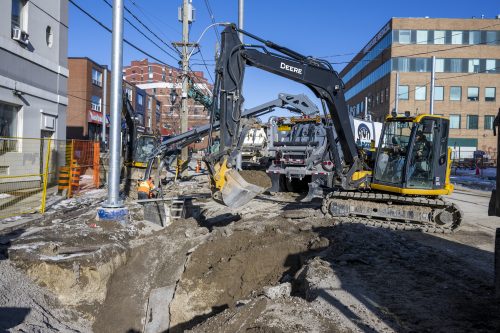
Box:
left=12, top=27, right=29, bottom=45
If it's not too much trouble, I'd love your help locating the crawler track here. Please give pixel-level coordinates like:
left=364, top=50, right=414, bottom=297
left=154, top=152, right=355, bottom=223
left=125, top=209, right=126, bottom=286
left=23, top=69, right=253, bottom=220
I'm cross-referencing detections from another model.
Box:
left=321, top=191, right=463, bottom=233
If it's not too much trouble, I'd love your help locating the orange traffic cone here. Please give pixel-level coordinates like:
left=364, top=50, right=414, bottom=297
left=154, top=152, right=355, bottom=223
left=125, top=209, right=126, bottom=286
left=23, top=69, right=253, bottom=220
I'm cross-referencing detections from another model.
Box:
left=195, top=159, right=201, bottom=173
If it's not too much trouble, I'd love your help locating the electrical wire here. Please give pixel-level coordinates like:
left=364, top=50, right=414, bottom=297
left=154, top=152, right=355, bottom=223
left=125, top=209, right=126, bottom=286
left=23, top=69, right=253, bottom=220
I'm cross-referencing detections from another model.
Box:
left=69, top=0, right=175, bottom=67
left=127, top=0, right=182, bottom=36
left=385, top=65, right=500, bottom=107
left=203, top=0, right=221, bottom=44
left=330, top=38, right=500, bottom=66
left=319, top=22, right=500, bottom=60
left=100, top=0, right=180, bottom=61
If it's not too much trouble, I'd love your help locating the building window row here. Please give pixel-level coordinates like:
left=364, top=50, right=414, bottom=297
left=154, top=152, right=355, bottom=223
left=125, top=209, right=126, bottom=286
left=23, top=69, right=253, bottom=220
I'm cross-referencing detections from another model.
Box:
left=394, top=29, right=499, bottom=46
left=397, top=85, right=496, bottom=102
left=450, top=115, right=495, bottom=130
left=345, top=57, right=499, bottom=100
left=394, top=57, right=498, bottom=74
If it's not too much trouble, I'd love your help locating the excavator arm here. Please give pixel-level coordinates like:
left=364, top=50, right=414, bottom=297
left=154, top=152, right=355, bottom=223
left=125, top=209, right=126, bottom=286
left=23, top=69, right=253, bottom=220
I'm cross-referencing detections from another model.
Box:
left=143, top=93, right=318, bottom=185
left=206, top=25, right=364, bottom=206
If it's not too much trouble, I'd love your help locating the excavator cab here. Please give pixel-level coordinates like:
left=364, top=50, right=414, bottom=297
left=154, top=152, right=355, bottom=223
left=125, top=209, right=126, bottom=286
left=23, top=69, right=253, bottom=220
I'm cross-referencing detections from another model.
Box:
left=371, top=114, right=453, bottom=195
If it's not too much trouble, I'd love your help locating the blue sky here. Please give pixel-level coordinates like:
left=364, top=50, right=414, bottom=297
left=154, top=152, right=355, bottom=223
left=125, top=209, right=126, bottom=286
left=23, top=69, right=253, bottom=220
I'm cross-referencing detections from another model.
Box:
left=69, top=0, right=498, bottom=118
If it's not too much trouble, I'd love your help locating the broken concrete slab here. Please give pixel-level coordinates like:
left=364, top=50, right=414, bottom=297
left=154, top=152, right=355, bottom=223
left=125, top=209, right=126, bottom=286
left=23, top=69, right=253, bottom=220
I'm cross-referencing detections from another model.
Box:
left=143, top=285, right=176, bottom=333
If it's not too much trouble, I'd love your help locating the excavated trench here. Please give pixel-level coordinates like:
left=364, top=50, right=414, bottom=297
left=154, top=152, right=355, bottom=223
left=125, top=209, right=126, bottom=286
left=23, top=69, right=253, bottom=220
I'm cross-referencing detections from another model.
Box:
left=168, top=219, right=324, bottom=332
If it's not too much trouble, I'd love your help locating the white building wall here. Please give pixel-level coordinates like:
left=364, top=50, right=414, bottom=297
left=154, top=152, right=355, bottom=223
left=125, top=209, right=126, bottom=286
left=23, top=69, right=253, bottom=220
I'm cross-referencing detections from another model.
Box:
left=0, top=0, right=68, bottom=181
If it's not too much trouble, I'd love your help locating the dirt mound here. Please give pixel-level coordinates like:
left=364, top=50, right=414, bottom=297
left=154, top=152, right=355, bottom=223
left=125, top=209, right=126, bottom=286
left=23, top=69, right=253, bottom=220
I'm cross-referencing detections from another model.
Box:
left=168, top=218, right=322, bottom=332
left=239, top=170, right=272, bottom=189
left=0, top=260, right=91, bottom=332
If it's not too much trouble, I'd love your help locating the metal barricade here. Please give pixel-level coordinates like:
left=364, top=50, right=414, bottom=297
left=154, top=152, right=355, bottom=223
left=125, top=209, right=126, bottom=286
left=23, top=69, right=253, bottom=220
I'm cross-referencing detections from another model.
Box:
left=0, top=137, right=101, bottom=219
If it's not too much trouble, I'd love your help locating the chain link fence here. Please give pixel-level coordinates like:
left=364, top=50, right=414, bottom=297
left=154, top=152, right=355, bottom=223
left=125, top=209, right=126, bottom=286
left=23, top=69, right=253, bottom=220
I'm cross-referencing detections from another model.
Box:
left=0, top=137, right=100, bottom=219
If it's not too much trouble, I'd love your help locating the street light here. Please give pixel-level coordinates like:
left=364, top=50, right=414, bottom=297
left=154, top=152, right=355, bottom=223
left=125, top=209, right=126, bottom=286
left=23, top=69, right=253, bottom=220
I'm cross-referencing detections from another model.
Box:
left=170, top=89, right=178, bottom=105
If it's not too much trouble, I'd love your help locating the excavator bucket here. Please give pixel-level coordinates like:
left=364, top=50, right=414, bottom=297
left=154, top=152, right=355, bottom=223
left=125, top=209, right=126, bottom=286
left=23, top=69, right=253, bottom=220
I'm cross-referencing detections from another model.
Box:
left=221, top=169, right=265, bottom=208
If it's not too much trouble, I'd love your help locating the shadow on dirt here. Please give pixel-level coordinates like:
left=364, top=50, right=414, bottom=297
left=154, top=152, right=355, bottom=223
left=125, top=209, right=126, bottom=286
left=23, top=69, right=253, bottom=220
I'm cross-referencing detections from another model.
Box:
left=289, top=223, right=500, bottom=332
left=0, top=228, right=25, bottom=260
left=0, top=307, right=31, bottom=332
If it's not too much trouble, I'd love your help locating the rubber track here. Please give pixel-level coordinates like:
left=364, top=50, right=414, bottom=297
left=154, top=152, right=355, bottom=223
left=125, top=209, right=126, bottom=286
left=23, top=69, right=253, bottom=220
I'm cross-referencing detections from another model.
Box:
left=321, top=191, right=463, bottom=233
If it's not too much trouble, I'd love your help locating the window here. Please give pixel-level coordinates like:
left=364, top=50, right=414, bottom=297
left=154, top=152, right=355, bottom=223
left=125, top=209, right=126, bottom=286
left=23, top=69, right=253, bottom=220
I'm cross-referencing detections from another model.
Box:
left=486, top=31, right=497, bottom=45
left=397, top=58, right=410, bottom=72
left=415, top=58, right=428, bottom=72
left=486, top=59, right=496, bottom=73
left=385, top=87, right=389, bottom=101
left=148, top=65, right=152, bottom=73
left=415, top=86, right=426, bottom=100
left=451, top=31, right=463, bottom=44
left=125, top=87, right=133, bottom=102
left=485, top=115, right=495, bottom=130
left=147, top=97, right=152, bottom=110
left=398, top=85, right=409, bottom=100
left=434, top=86, right=444, bottom=101
left=137, top=94, right=144, bottom=106
left=11, top=0, right=27, bottom=30
left=380, top=89, right=384, bottom=104
left=91, top=95, right=101, bottom=111
left=0, top=103, right=19, bottom=137
left=467, top=87, right=479, bottom=101
left=466, top=115, right=478, bottom=129
left=450, top=86, right=461, bottom=101
left=450, top=59, right=462, bottom=72
left=469, top=31, right=480, bottom=44
left=435, top=58, right=444, bottom=72
left=46, top=26, right=53, bottom=47
left=399, top=30, right=411, bottom=44
left=434, top=30, right=445, bottom=44
left=485, top=87, right=496, bottom=102
left=92, top=68, right=103, bottom=86
left=449, top=115, right=461, bottom=129
left=416, top=30, right=428, bottom=44
left=468, top=59, right=480, bottom=73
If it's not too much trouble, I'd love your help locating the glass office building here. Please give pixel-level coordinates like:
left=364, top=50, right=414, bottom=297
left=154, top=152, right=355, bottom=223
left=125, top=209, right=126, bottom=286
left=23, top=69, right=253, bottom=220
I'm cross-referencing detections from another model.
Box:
left=340, top=17, right=500, bottom=158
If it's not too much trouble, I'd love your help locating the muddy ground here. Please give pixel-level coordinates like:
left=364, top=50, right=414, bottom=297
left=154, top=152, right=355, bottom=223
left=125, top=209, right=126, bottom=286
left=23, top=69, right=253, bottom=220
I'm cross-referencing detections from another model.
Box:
left=1, top=172, right=500, bottom=332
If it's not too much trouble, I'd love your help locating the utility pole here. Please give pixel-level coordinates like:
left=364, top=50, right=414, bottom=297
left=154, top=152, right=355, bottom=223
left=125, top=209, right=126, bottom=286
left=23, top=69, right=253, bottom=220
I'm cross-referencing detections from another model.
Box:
left=179, top=0, right=192, bottom=178
left=238, top=0, right=244, bottom=42
left=107, top=0, right=124, bottom=207
left=98, top=0, right=128, bottom=223
left=235, top=0, right=244, bottom=170
left=430, top=56, right=436, bottom=115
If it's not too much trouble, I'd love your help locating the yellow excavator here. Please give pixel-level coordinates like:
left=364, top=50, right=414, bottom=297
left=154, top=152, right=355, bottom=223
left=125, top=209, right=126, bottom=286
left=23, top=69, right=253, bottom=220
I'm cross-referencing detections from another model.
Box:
left=201, top=24, right=462, bottom=232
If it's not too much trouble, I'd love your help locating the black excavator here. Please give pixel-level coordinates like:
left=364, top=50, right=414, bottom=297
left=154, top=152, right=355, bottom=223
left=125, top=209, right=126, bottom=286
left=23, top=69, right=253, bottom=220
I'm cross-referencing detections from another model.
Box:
left=202, top=24, right=462, bottom=232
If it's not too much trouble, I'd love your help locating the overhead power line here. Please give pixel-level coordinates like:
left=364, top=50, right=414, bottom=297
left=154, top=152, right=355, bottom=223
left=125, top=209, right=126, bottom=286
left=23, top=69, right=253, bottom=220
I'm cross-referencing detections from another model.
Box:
left=69, top=0, right=175, bottom=67
left=127, top=0, right=182, bottom=36
left=100, top=0, right=180, bottom=62
left=320, top=22, right=500, bottom=60
left=203, top=0, right=221, bottom=44
left=386, top=65, right=500, bottom=106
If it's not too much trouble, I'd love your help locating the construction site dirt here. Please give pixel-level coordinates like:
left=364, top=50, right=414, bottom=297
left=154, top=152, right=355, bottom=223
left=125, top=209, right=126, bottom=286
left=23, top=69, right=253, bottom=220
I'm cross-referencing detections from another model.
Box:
left=1, top=173, right=500, bottom=332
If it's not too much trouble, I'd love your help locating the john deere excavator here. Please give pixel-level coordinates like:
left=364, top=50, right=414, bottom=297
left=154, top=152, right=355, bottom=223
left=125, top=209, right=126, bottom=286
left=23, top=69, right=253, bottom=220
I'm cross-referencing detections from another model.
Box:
left=203, top=24, right=462, bottom=232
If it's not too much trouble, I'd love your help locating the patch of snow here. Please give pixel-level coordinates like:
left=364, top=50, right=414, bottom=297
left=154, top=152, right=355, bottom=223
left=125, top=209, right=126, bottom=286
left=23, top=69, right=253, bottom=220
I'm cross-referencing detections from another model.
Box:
left=0, top=193, right=13, bottom=199
left=39, top=252, right=90, bottom=261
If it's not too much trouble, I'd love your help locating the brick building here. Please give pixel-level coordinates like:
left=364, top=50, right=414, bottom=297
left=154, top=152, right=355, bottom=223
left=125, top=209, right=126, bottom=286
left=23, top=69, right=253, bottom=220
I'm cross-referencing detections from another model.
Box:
left=123, top=59, right=213, bottom=135
left=67, top=57, right=161, bottom=141
left=340, top=17, right=500, bottom=158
